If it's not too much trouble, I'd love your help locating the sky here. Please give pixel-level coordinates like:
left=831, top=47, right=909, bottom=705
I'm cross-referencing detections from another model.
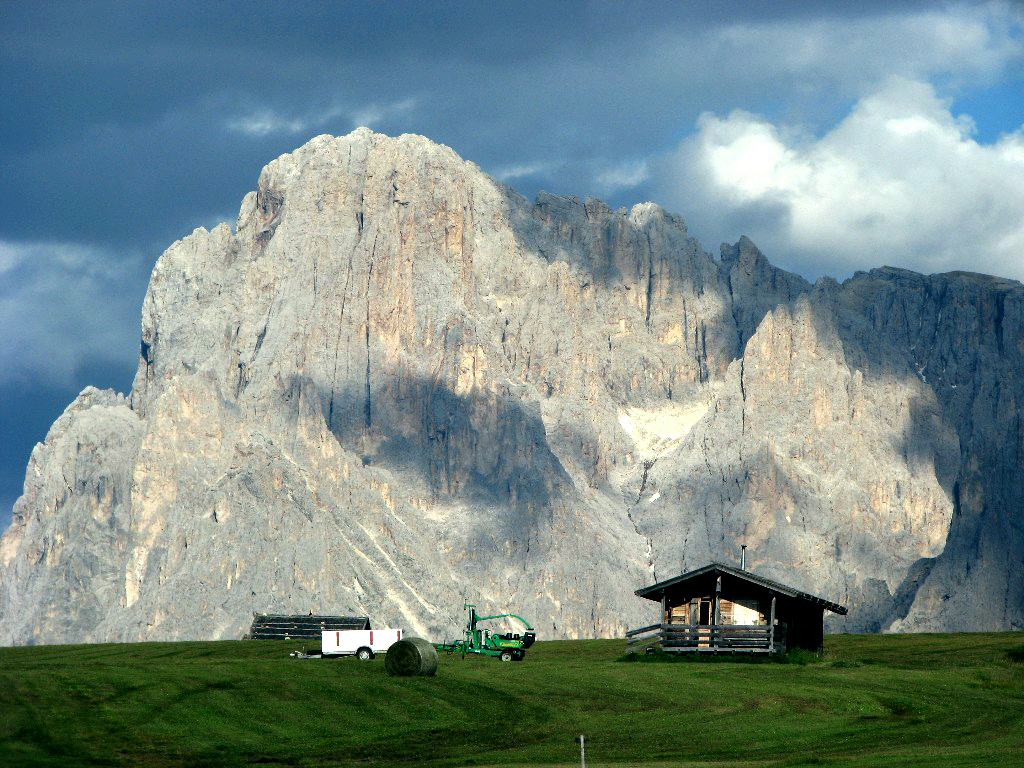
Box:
left=1, top=1, right=1023, bottom=530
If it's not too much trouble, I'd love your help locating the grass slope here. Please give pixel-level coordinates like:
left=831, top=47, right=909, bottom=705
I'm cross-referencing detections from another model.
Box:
left=1, top=633, right=1022, bottom=767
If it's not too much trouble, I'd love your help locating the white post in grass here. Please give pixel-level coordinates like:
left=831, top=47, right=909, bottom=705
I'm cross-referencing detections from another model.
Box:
left=575, top=734, right=586, bottom=767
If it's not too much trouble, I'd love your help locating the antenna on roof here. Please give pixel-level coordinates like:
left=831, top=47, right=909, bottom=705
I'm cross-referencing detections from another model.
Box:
left=741, top=544, right=747, bottom=570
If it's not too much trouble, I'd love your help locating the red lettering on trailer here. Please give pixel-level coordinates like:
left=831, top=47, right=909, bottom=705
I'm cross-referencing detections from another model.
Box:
left=370, top=630, right=373, bottom=645
left=336, top=631, right=339, bottom=645
left=398, top=629, right=402, bottom=640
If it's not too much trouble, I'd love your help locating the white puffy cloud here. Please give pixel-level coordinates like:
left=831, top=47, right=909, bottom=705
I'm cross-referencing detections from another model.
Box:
left=0, top=240, right=140, bottom=388
left=653, top=77, right=1024, bottom=282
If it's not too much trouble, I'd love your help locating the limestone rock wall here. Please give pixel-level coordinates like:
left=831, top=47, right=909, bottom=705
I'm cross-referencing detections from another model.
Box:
left=839, top=269, right=1024, bottom=631
left=1, top=129, right=1020, bottom=644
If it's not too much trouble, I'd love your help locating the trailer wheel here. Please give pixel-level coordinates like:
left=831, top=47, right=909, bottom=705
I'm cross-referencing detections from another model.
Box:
left=499, top=650, right=514, bottom=662
left=356, top=647, right=374, bottom=661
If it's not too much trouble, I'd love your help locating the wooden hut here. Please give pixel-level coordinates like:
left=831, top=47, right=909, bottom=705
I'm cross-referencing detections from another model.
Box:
left=626, top=563, right=847, bottom=654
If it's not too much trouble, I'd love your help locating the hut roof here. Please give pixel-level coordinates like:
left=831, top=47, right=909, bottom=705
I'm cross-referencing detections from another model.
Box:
left=635, top=562, right=848, bottom=615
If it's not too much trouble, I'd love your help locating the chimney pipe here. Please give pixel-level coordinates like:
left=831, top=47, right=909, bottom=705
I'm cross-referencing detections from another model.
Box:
left=741, top=545, right=747, bottom=570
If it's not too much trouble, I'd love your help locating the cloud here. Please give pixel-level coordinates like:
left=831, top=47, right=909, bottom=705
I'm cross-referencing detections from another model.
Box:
left=699, top=3, right=1024, bottom=97
left=350, top=97, right=418, bottom=130
left=0, top=240, right=141, bottom=388
left=225, top=98, right=418, bottom=138
left=595, top=159, right=650, bottom=194
left=225, top=110, right=308, bottom=138
left=653, top=77, right=1024, bottom=282
left=492, top=160, right=559, bottom=182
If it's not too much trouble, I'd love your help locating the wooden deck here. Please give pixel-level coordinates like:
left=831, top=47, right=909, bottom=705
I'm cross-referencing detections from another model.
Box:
left=625, top=623, right=787, bottom=654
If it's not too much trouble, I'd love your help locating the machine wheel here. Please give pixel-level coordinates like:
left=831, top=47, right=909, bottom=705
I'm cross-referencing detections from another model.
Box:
left=356, top=647, right=374, bottom=661
left=499, top=650, right=514, bottom=662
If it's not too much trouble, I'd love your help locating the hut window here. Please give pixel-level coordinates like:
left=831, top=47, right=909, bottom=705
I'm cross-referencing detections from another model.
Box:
left=722, top=598, right=765, bottom=625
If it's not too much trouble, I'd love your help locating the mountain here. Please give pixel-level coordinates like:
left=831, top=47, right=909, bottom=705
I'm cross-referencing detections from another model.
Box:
left=1, top=129, right=1021, bottom=645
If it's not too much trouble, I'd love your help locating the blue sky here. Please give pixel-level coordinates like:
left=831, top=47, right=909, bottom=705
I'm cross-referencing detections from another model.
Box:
left=1, top=1, right=1022, bottom=529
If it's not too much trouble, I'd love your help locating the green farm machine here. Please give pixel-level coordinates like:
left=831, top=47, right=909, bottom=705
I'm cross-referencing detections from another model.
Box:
left=435, top=603, right=536, bottom=661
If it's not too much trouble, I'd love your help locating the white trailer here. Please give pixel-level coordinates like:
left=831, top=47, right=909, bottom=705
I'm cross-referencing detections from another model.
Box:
left=321, top=628, right=403, bottom=660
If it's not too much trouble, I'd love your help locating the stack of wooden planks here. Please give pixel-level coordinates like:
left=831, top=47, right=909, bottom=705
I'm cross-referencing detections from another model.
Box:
left=247, top=613, right=371, bottom=640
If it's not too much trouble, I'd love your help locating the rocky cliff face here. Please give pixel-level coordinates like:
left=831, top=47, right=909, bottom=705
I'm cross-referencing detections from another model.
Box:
left=2, top=129, right=1021, bottom=645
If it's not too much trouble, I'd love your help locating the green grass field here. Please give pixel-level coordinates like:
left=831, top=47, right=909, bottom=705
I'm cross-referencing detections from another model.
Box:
left=2, top=632, right=1022, bottom=767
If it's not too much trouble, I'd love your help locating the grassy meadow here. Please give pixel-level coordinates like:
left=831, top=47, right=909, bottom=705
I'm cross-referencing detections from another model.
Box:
left=1, top=632, right=1022, bottom=767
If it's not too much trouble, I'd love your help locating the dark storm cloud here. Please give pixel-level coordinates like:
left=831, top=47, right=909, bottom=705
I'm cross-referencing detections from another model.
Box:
left=1, top=1, right=971, bottom=248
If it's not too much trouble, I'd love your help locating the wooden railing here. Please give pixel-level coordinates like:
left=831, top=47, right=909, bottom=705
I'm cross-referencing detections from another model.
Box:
left=625, top=623, right=787, bottom=654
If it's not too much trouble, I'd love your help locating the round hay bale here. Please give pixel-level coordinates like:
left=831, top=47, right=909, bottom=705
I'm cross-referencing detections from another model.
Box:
left=384, top=637, right=438, bottom=677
